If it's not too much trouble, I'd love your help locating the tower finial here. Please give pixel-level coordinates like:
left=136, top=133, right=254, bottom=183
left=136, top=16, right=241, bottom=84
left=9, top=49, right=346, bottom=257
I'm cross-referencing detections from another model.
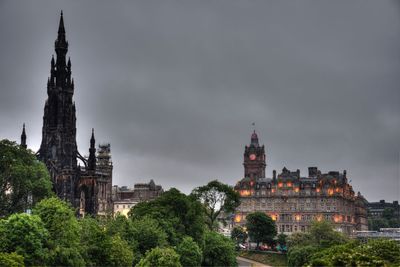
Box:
left=250, top=123, right=259, bottom=147
left=88, top=128, right=96, bottom=171
left=58, top=11, right=65, bottom=34
left=21, top=123, right=27, bottom=148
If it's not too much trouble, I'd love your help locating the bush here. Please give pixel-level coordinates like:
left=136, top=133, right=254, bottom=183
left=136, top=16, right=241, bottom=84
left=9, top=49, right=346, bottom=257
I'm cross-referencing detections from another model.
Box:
left=0, top=213, right=49, bottom=265
left=176, top=236, right=202, bottom=267
left=136, top=247, right=181, bottom=267
left=287, top=245, right=319, bottom=267
left=0, top=252, right=24, bottom=267
left=202, top=231, right=237, bottom=267
left=309, top=240, right=397, bottom=267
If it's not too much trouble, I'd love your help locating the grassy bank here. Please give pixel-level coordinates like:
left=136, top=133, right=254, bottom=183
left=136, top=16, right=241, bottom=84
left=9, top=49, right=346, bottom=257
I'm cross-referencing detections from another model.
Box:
left=239, top=251, right=287, bottom=267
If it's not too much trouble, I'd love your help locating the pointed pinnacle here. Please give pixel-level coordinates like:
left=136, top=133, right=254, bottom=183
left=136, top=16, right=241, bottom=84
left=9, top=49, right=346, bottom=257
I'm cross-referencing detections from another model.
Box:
left=58, top=11, right=65, bottom=34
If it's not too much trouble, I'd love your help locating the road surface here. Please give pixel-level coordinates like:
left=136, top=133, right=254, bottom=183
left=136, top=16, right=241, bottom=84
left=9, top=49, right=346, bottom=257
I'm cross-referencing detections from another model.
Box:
left=237, top=256, right=272, bottom=267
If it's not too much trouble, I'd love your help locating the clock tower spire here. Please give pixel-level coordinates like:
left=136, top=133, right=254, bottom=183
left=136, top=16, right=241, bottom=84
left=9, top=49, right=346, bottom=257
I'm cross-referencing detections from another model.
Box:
left=243, top=130, right=266, bottom=179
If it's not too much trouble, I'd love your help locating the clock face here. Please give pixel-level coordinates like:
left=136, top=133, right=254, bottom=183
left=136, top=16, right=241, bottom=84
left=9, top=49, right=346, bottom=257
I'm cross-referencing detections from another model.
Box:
left=249, top=154, right=256, bottom=161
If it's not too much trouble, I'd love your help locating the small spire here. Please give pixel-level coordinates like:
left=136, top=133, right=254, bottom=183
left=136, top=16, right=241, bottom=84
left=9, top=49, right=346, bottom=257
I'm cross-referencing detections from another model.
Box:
left=88, top=128, right=96, bottom=171
left=58, top=10, right=65, bottom=34
left=67, top=57, right=71, bottom=67
left=21, top=123, right=27, bottom=148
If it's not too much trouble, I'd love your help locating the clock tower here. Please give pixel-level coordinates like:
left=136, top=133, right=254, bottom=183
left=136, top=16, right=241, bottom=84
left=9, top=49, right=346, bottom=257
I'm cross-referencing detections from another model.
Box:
left=243, top=131, right=266, bottom=179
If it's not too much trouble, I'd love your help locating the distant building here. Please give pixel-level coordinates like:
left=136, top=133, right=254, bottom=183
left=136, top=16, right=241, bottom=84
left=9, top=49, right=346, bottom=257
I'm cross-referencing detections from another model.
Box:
left=234, top=131, right=368, bottom=235
left=113, top=179, right=163, bottom=216
left=367, top=200, right=400, bottom=219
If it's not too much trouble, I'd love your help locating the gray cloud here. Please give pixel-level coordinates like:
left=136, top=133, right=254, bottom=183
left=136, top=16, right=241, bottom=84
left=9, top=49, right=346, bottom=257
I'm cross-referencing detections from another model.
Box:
left=0, top=0, right=399, bottom=201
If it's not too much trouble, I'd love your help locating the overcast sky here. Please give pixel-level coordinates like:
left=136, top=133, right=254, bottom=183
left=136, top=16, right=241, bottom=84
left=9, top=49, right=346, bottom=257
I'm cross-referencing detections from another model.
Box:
left=0, top=0, right=399, bottom=202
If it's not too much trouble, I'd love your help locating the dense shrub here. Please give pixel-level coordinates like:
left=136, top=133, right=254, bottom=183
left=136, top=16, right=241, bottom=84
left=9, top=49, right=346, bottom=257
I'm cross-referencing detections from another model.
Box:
left=176, top=236, right=202, bottom=267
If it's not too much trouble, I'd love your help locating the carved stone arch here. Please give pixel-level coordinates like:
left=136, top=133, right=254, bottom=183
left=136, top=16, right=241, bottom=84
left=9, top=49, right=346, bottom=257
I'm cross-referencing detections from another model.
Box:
left=79, top=185, right=90, bottom=217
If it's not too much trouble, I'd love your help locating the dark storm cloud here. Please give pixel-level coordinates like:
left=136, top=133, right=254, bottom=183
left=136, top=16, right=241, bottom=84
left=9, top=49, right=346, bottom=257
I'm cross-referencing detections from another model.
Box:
left=0, top=0, right=399, bottom=200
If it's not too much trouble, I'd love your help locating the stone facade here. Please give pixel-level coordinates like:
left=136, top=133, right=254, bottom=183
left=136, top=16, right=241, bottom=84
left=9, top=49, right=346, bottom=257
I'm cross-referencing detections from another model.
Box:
left=22, top=12, right=113, bottom=216
left=113, top=179, right=163, bottom=202
left=234, top=131, right=368, bottom=235
left=112, top=180, right=163, bottom=216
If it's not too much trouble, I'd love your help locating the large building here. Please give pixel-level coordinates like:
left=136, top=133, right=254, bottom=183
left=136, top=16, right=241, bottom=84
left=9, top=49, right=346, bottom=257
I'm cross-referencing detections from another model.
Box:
left=234, top=131, right=368, bottom=235
left=22, top=12, right=113, bottom=216
left=112, top=180, right=164, bottom=216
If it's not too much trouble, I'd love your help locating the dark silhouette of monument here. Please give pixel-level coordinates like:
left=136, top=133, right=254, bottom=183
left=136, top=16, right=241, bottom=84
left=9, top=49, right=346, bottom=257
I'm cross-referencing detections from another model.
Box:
left=22, top=12, right=113, bottom=216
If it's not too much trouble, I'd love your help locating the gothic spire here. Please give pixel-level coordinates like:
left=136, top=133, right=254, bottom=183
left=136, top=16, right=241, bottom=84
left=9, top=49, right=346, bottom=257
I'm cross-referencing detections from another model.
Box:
left=88, top=128, right=96, bottom=171
left=21, top=123, right=27, bottom=149
left=58, top=10, right=65, bottom=34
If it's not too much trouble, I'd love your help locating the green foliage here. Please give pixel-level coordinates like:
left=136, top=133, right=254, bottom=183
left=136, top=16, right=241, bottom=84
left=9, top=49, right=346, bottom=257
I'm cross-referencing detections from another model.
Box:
left=308, top=220, right=348, bottom=248
left=303, top=238, right=400, bottom=267
left=369, top=210, right=400, bottom=230
left=176, top=236, right=202, bottom=267
left=0, top=139, right=53, bottom=217
left=287, top=221, right=350, bottom=266
left=133, top=217, right=168, bottom=254
left=287, top=220, right=347, bottom=250
left=245, top=212, right=277, bottom=247
left=33, top=197, right=84, bottom=266
left=105, top=214, right=131, bottom=238
left=287, top=232, right=313, bottom=248
left=191, top=180, right=240, bottom=231
left=202, top=231, right=237, bottom=267
left=79, top=216, right=112, bottom=266
left=33, top=197, right=80, bottom=247
left=287, top=245, right=319, bottom=267
left=136, top=247, right=182, bottom=267
left=0, top=213, right=49, bottom=265
left=108, top=235, right=134, bottom=267
left=277, top=233, right=287, bottom=246
left=231, top=226, right=248, bottom=245
left=309, top=241, right=385, bottom=267
left=360, top=239, right=400, bottom=265
left=0, top=252, right=24, bottom=267
left=129, top=188, right=205, bottom=246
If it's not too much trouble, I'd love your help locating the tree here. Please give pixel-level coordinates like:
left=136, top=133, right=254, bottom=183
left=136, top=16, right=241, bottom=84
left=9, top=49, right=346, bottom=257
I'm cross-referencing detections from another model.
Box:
left=129, top=216, right=168, bottom=263
left=175, top=236, right=202, bottom=267
left=308, top=220, right=347, bottom=248
left=309, top=241, right=385, bottom=267
left=33, top=197, right=84, bottom=266
left=108, top=235, right=134, bottom=267
left=136, top=247, right=182, bottom=267
left=0, top=139, right=52, bottom=217
left=287, top=221, right=351, bottom=266
left=202, top=231, right=237, bottom=267
left=0, top=252, right=24, bottom=267
left=231, top=226, right=248, bottom=245
left=287, top=245, right=319, bottom=267
left=79, top=216, right=112, bottom=266
left=0, top=213, right=49, bottom=265
left=276, top=233, right=287, bottom=252
left=191, top=180, right=240, bottom=230
left=245, top=212, right=277, bottom=248
left=382, top=207, right=395, bottom=220
left=129, top=188, right=205, bottom=246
